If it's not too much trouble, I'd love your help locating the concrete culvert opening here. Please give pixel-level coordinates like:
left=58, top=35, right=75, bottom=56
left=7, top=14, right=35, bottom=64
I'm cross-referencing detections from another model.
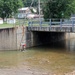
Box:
left=28, top=31, right=66, bottom=49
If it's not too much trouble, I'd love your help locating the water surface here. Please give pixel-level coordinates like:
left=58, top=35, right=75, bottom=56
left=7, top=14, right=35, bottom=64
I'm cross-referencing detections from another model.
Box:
left=0, top=39, right=75, bottom=75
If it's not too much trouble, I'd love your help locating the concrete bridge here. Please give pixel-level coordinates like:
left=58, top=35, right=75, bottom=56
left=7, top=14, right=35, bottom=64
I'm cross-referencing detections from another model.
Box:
left=25, top=19, right=75, bottom=48
left=0, top=19, right=75, bottom=50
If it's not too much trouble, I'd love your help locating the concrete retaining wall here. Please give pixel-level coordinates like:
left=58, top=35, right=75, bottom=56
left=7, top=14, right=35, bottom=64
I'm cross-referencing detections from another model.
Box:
left=65, top=33, right=75, bottom=39
left=16, top=26, right=26, bottom=50
left=0, top=27, right=75, bottom=50
left=0, top=28, right=17, bottom=50
left=0, top=26, right=26, bottom=50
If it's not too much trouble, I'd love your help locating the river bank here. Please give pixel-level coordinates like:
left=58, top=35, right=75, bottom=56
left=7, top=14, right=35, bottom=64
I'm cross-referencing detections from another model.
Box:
left=0, top=66, right=75, bottom=75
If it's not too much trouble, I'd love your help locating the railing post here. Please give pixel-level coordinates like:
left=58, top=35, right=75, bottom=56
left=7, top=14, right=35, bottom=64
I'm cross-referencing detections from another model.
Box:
left=31, top=21, right=33, bottom=30
left=72, top=19, right=74, bottom=32
left=28, top=21, right=31, bottom=27
left=28, top=21, right=31, bottom=30
left=39, top=19, right=42, bottom=29
left=60, top=19, right=62, bottom=30
left=49, top=19, right=51, bottom=30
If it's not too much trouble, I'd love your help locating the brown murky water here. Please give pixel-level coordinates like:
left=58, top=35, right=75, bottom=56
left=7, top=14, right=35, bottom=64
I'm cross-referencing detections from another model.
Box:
left=0, top=39, right=75, bottom=75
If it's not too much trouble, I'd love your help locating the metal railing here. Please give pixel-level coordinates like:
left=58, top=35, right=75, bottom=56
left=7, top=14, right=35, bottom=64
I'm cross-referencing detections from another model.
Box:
left=28, top=19, right=75, bottom=31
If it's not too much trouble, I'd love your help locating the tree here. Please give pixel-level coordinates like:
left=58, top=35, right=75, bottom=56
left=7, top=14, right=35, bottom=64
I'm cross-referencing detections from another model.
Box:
left=22, top=0, right=38, bottom=7
left=42, top=0, right=75, bottom=20
left=0, top=0, right=23, bottom=20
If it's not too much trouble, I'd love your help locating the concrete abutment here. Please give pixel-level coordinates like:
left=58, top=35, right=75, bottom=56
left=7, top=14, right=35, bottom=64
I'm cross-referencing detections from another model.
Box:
left=0, top=27, right=75, bottom=50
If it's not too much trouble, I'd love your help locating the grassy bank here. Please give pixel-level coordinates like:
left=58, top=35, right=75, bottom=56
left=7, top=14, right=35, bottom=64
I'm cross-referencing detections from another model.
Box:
left=0, top=19, right=28, bottom=28
left=0, top=23, right=15, bottom=28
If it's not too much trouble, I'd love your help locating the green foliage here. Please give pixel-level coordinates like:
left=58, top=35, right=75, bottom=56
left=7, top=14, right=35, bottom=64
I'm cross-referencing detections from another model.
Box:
left=0, top=0, right=23, bottom=20
left=22, top=0, right=38, bottom=7
left=42, top=0, right=75, bottom=19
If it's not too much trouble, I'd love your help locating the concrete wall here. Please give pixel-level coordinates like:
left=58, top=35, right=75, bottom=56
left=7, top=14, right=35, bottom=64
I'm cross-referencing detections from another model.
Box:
left=65, top=33, right=75, bottom=51
left=0, top=28, right=17, bottom=50
left=25, top=27, right=33, bottom=48
left=65, top=33, right=75, bottom=39
left=0, top=27, right=75, bottom=50
left=16, top=26, right=26, bottom=50
left=0, top=26, right=26, bottom=50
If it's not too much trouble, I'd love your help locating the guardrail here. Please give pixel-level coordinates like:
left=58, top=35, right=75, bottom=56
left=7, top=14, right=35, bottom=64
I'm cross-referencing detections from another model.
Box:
left=28, top=19, right=75, bottom=31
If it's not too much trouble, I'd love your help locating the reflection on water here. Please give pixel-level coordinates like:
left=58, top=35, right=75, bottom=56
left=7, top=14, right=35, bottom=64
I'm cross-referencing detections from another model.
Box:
left=0, top=39, right=75, bottom=75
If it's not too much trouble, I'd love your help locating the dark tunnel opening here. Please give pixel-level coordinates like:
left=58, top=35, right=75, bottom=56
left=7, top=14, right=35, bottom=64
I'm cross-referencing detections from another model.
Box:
left=32, top=31, right=66, bottom=49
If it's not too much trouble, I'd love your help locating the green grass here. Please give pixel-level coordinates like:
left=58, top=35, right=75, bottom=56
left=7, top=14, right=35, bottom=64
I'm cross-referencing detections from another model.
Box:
left=0, top=23, right=15, bottom=28
left=0, top=22, right=28, bottom=28
left=0, top=19, right=29, bottom=28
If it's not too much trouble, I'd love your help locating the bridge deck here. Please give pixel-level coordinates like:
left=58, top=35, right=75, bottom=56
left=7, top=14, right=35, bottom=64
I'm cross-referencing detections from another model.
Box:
left=28, top=25, right=75, bottom=32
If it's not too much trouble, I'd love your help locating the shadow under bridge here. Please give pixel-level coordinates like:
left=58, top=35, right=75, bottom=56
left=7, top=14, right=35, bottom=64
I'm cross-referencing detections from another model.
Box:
left=26, top=31, right=66, bottom=48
